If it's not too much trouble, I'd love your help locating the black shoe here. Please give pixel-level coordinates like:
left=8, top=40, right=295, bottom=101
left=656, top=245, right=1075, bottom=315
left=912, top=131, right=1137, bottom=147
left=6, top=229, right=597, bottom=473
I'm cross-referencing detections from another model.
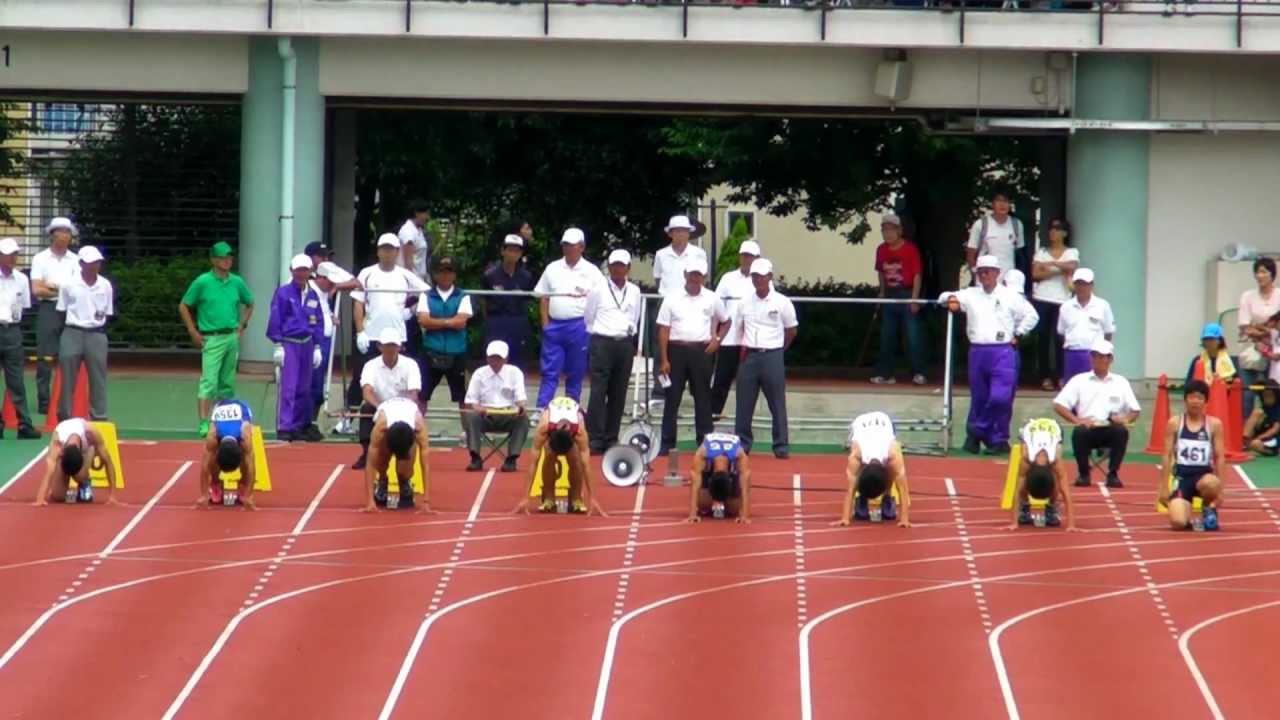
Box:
left=986, top=442, right=1011, bottom=455
left=774, top=450, right=791, bottom=460
left=466, top=454, right=483, bottom=472
left=854, top=495, right=870, bottom=521
left=277, top=431, right=296, bottom=442
left=1044, top=503, right=1061, bottom=527
left=501, top=457, right=518, bottom=473
left=1074, top=475, right=1091, bottom=487
left=301, top=425, right=324, bottom=443
left=16, top=426, right=41, bottom=440
left=1106, top=474, right=1124, bottom=489
left=352, top=454, right=367, bottom=470
left=657, top=447, right=671, bottom=457
left=1018, top=503, right=1033, bottom=525
left=963, top=436, right=981, bottom=454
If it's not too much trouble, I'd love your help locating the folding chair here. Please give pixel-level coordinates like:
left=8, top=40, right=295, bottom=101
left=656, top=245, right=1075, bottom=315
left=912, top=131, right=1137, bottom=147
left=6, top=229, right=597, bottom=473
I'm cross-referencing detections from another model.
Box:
left=477, top=407, right=523, bottom=464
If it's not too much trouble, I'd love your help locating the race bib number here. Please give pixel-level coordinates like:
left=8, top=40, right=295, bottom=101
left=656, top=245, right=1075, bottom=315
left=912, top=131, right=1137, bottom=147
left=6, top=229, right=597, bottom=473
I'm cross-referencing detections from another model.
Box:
left=211, top=404, right=244, bottom=423
left=1178, top=441, right=1211, bottom=466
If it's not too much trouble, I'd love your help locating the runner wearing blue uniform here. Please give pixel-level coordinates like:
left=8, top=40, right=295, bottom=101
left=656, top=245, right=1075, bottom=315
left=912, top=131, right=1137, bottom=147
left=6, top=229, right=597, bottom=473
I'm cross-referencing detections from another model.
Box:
left=1159, top=380, right=1225, bottom=531
left=198, top=399, right=257, bottom=510
left=687, top=432, right=753, bottom=523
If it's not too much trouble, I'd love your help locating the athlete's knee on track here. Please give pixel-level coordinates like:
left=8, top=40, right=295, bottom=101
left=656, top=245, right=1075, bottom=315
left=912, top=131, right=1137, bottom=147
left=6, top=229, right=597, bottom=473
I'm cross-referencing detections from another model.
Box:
left=1168, top=499, right=1192, bottom=529
left=1197, top=474, right=1223, bottom=502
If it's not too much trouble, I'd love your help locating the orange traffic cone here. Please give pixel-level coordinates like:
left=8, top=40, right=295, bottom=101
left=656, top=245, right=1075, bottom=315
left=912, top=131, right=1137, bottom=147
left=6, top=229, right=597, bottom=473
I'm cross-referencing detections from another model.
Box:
left=42, top=368, right=62, bottom=431
left=1143, top=374, right=1170, bottom=455
left=41, top=365, right=91, bottom=431
left=1225, top=377, right=1249, bottom=463
left=2, top=391, right=16, bottom=428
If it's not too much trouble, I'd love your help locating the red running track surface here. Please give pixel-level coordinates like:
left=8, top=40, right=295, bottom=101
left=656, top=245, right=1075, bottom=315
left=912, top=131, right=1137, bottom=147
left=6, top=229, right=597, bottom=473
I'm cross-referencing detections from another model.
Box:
left=1, top=442, right=1279, bottom=719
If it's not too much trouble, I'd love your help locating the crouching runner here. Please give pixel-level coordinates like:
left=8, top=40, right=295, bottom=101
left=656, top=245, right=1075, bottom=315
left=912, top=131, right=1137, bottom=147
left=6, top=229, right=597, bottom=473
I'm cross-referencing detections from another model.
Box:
left=687, top=432, right=753, bottom=524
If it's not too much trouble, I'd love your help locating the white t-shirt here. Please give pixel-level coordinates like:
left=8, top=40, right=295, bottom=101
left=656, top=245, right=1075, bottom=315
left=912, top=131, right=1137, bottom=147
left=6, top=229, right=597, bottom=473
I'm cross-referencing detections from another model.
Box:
left=966, top=215, right=1024, bottom=276
left=57, top=273, right=114, bottom=329
left=414, top=286, right=474, bottom=318
left=534, top=257, right=604, bottom=321
left=735, top=290, right=798, bottom=350
left=397, top=219, right=429, bottom=279
left=1031, top=247, right=1080, bottom=304
left=546, top=396, right=581, bottom=425
left=0, top=267, right=32, bottom=324
left=1053, top=371, right=1141, bottom=423
left=939, top=285, right=1038, bottom=344
left=714, top=270, right=757, bottom=347
left=1020, top=418, right=1063, bottom=462
left=656, top=290, right=728, bottom=344
left=584, top=279, right=642, bottom=338
left=360, top=355, right=422, bottom=405
left=55, top=418, right=89, bottom=446
left=310, top=264, right=355, bottom=339
left=1057, top=295, right=1115, bottom=351
left=850, top=411, right=895, bottom=463
left=653, top=243, right=708, bottom=297
left=1239, top=287, right=1280, bottom=329
left=464, top=364, right=527, bottom=408
left=29, top=247, right=79, bottom=298
left=376, top=396, right=420, bottom=429
left=352, top=264, right=429, bottom=343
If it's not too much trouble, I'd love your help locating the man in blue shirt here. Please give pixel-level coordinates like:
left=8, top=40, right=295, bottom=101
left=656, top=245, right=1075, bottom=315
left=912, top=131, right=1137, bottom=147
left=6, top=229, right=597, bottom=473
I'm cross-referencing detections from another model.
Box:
left=416, top=256, right=472, bottom=435
left=199, top=398, right=257, bottom=509
left=267, top=254, right=325, bottom=442
left=482, top=234, right=535, bottom=369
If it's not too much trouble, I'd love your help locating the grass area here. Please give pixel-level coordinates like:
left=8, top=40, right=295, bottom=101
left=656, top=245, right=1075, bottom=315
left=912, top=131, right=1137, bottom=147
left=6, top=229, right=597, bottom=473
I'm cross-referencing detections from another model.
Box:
left=0, top=437, right=45, bottom=490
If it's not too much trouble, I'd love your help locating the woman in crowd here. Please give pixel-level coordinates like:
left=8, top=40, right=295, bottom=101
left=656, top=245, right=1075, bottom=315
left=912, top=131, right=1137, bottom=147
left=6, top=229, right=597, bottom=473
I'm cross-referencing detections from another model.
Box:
left=1030, top=218, right=1079, bottom=391
left=1237, top=257, right=1280, bottom=418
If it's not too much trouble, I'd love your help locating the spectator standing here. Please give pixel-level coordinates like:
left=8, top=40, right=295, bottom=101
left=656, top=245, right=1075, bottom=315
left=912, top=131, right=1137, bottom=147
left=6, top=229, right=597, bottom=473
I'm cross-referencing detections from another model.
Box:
left=397, top=199, right=432, bottom=280
left=307, top=246, right=360, bottom=422
left=1053, top=339, right=1141, bottom=488
left=0, top=237, right=39, bottom=439
left=656, top=257, right=728, bottom=455
left=533, top=228, right=603, bottom=409
left=941, top=254, right=1039, bottom=455
left=29, top=217, right=79, bottom=415
left=267, top=255, right=326, bottom=442
left=653, top=215, right=707, bottom=297
left=415, top=256, right=472, bottom=435
left=179, top=241, right=255, bottom=437
left=710, top=240, right=764, bottom=420
left=356, top=329, right=422, bottom=469
left=1236, top=257, right=1280, bottom=418
left=1030, top=218, right=1080, bottom=390
left=1056, top=268, right=1114, bottom=385
left=871, top=214, right=927, bottom=386
left=461, top=340, right=529, bottom=473
left=482, top=234, right=535, bottom=369
left=56, top=246, right=113, bottom=422
left=965, top=188, right=1025, bottom=279
left=734, top=259, right=798, bottom=458
left=584, top=249, right=642, bottom=455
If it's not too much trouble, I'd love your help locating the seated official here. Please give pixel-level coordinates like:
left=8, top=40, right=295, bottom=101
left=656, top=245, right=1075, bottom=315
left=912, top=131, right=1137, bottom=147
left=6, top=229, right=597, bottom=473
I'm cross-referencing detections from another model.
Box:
left=461, top=340, right=529, bottom=473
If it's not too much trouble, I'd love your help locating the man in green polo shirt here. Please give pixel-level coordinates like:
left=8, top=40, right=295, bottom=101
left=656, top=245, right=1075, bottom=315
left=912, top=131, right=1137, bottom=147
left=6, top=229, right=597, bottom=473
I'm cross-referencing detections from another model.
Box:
left=179, top=241, right=255, bottom=436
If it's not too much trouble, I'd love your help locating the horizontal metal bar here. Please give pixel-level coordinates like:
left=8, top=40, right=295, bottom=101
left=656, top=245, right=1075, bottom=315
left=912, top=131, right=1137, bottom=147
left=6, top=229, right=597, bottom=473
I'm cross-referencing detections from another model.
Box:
left=973, top=117, right=1280, bottom=133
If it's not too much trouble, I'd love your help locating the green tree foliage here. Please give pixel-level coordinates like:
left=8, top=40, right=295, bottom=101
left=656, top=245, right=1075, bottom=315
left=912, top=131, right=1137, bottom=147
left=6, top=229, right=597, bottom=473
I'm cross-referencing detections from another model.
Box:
left=0, top=105, right=32, bottom=227
left=715, top=216, right=751, bottom=283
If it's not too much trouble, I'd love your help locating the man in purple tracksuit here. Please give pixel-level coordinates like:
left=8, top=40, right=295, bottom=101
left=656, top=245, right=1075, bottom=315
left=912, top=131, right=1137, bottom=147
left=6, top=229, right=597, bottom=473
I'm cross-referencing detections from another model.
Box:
left=533, top=228, right=604, bottom=409
left=267, top=254, right=326, bottom=442
left=941, top=254, right=1038, bottom=455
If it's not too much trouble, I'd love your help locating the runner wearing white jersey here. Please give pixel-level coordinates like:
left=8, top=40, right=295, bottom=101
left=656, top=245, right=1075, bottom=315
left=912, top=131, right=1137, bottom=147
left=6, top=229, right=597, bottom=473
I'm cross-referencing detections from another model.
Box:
left=834, top=412, right=910, bottom=527
left=33, top=418, right=120, bottom=506
left=362, top=397, right=432, bottom=514
left=514, top=396, right=605, bottom=516
left=1007, top=417, right=1077, bottom=531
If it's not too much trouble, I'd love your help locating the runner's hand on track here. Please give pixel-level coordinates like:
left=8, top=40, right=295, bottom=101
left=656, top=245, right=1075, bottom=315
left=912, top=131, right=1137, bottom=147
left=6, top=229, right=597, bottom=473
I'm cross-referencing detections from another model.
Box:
left=896, top=518, right=911, bottom=528
left=105, top=496, right=123, bottom=507
left=513, top=497, right=531, bottom=515
left=588, top=499, right=608, bottom=518
left=416, top=501, right=436, bottom=515
left=687, top=514, right=701, bottom=523
left=1065, top=526, right=1082, bottom=533
left=241, top=497, right=258, bottom=512
left=735, top=515, right=751, bottom=525
left=829, top=518, right=850, bottom=527
left=359, top=501, right=379, bottom=513
left=1003, top=522, right=1019, bottom=531
left=193, top=495, right=210, bottom=509
left=32, top=498, right=48, bottom=507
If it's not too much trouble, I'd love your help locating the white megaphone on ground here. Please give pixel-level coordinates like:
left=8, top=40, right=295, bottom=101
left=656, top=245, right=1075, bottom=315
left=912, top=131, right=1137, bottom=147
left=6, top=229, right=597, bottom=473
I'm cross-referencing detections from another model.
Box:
left=603, top=444, right=647, bottom=487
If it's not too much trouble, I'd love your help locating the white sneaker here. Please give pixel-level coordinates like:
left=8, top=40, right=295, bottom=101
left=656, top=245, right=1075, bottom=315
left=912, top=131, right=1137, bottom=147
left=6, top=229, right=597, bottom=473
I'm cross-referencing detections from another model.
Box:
left=912, top=374, right=928, bottom=386
left=870, top=376, right=896, bottom=385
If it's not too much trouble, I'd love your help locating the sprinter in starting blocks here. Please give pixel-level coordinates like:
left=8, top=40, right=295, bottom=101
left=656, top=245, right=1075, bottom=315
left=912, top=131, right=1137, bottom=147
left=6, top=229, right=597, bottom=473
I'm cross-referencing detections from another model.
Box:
left=513, top=397, right=605, bottom=516
left=1002, top=418, right=1078, bottom=531
left=833, top=412, right=910, bottom=528
left=33, top=418, right=121, bottom=506
left=198, top=399, right=270, bottom=510
left=363, top=397, right=432, bottom=513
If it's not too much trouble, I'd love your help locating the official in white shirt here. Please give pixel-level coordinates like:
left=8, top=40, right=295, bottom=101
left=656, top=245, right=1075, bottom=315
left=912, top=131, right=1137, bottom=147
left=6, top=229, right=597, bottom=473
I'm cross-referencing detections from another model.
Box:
left=965, top=188, right=1024, bottom=279
left=941, top=254, right=1039, bottom=455
left=657, top=257, right=729, bottom=454
left=56, top=245, right=113, bottom=422
left=0, top=238, right=39, bottom=438
left=397, top=200, right=431, bottom=280
left=734, top=259, right=799, bottom=458
left=347, top=233, right=429, bottom=415
left=584, top=249, right=642, bottom=454
left=533, top=228, right=604, bottom=408
left=1056, top=268, right=1115, bottom=386
left=653, top=214, right=708, bottom=297
left=355, top=327, right=423, bottom=469
left=711, top=239, right=763, bottom=419
left=310, top=257, right=359, bottom=422
left=1053, top=338, right=1141, bottom=488
left=29, top=217, right=79, bottom=414
left=461, top=340, right=529, bottom=473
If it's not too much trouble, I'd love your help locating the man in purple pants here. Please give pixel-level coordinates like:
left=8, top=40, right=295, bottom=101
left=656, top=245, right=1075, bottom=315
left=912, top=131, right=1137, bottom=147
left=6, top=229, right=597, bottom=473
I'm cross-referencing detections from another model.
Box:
left=942, top=255, right=1038, bottom=455
left=1056, top=268, right=1115, bottom=385
left=533, top=228, right=604, bottom=409
left=267, top=254, right=325, bottom=442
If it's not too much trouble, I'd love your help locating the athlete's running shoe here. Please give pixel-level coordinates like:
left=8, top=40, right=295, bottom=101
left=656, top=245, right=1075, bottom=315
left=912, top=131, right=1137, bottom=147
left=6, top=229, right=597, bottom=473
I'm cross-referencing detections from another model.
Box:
left=1202, top=507, right=1220, bottom=531
left=854, top=495, right=870, bottom=522
left=881, top=496, right=898, bottom=520
left=1044, top=503, right=1061, bottom=527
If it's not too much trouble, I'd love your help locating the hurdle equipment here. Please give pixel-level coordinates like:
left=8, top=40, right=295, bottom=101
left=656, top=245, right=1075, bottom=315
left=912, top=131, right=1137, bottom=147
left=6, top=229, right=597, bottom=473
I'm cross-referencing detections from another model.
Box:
left=529, top=449, right=570, bottom=498
left=1143, top=374, right=1170, bottom=455
left=83, top=421, right=125, bottom=489
left=1000, top=443, right=1048, bottom=510
left=42, top=365, right=90, bottom=432
left=1156, top=471, right=1203, bottom=514
left=218, top=425, right=273, bottom=492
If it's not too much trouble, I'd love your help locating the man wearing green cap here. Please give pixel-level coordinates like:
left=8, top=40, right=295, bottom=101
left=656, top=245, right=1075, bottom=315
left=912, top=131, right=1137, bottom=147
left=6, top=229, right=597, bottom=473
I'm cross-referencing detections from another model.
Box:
left=179, top=242, right=255, bottom=436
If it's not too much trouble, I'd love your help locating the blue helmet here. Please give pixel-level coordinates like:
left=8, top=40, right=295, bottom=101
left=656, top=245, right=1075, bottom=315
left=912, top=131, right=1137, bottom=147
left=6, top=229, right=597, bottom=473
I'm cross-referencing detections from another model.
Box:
left=1201, top=322, right=1225, bottom=341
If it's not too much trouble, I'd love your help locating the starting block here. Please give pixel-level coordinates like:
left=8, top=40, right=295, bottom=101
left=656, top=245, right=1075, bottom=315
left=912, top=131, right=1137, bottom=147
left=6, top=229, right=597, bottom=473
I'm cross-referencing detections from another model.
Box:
left=85, top=421, right=125, bottom=489
left=529, top=450, right=570, bottom=498
left=1000, top=444, right=1049, bottom=511
left=386, top=448, right=425, bottom=496
left=1156, top=472, right=1203, bottom=514
left=218, top=425, right=272, bottom=492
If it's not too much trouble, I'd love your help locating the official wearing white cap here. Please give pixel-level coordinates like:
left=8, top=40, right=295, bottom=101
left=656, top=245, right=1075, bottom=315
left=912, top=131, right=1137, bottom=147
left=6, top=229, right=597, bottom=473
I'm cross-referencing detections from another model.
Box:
left=734, top=258, right=799, bottom=458
left=310, top=259, right=359, bottom=425
left=655, top=255, right=729, bottom=454
left=532, top=227, right=603, bottom=409
left=654, top=214, right=708, bottom=297
left=357, top=326, right=424, bottom=467
left=461, top=339, right=530, bottom=472
left=30, top=217, right=79, bottom=414
left=711, top=238, right=769, bottom=419
left=482, top=232, right=535, bottom=370
left=0, top=237, right=39, bottom=437
left=940, top=254, right=1039, bottom=455
left=348, top=232, right=429, bottom=461
left=1053, top=337, right=1141, bottom=488
left=56, top=245, right=114, bottom=423
left=1056, top=267, right=1115, bottom=385
left=266, top=254, right=326, bottom=442
left=583, top=248, right=642, bottom=454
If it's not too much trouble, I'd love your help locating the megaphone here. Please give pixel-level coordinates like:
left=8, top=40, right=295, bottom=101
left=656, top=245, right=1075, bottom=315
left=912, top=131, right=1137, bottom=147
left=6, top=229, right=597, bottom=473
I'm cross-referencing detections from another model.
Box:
left=620, top=421, right=660, bottom=465
left=603, top=444, right=646, bottom=487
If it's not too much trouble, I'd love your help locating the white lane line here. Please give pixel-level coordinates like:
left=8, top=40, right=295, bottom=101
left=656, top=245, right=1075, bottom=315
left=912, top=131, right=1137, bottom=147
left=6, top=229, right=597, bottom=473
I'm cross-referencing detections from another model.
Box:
left=100, top=462, right=192, bottom=558
left=946, top=476, right=989, bottom=632
left=0, top=448, right=48, bottom=498
left=1237, top=464, right=1258, bottom=491
left=289, top=465, right=343, bottom=536
left=945, top=478, right=957, bottom=497
left=1097, top=476, right=1176, bottom=638
left=1234, top=465, right=1280, bottom=531
left=792, top=473, right=807, bottom=628
left=611, top=480, right=647, bottom=622
left=1179, top=598, right=1280, bottom=720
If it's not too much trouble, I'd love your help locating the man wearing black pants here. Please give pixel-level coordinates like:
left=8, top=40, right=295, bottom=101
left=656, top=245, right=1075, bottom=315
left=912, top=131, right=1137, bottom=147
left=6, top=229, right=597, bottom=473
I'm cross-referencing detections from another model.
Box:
left=656, top=258, right=728, bottom=455
left=711, top=240, right=763, bottom=419
left=1052, top=339, right=1142, bottom=488
left=733, top=259, right=799, bottom=459
left=584, top=250, right=642, bottom=455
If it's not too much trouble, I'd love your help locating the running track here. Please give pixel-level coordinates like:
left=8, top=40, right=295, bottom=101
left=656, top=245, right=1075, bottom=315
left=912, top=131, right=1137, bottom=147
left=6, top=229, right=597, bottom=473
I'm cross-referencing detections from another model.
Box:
left=1, top=441, right=1278, bottom=719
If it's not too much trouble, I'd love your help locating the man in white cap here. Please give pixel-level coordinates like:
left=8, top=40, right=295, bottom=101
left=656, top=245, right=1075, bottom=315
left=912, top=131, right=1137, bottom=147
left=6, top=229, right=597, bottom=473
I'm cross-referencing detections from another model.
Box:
left=711, top=238, right=765, bottom=419
left=30, top=217, right=79, bottom=415
left=356, top=327, right=423, bottom=469
left=734, top=258, right=798, bottom=458
left=267, top=254, right=326, bottom=442
left=310, top=258, right=360, bottom=424
left=461, top=340, right=529, bottom=473
left=941, top=254, right=1038, bottom=455
left=965, top=187, right=1024, bottom=279
left=0, top=237, right=39, bottom=439
left=656, top=256, right=728, bottom=454
left=653, top=215, right=707, bottom=298
left=1056, top=267, right=1115, bottom=386
left=584, top=248, right=642, bottom=455
left=533, top=228, right=603, bottom=409
left=56, top=245, right=113, bottom=422
left=872, top=213, right=928, bottom=386
left=347, top=232, right=428, bottom=437
left=482, top=233, right=535, bottom=369
left=1053, top=338, right=1141, bottom=488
